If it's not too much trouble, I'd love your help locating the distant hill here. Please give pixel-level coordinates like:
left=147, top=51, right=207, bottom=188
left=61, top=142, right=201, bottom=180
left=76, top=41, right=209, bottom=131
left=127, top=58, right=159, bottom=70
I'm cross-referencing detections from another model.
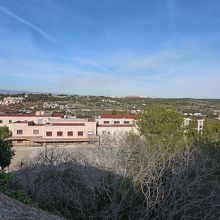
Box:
left=0, top=89, right=28, bottom=95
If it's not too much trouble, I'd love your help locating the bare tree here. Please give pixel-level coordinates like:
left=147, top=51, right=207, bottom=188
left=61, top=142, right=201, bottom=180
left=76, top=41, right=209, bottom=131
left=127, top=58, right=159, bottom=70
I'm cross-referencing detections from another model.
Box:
left=12, top=135, right=220, bottom=219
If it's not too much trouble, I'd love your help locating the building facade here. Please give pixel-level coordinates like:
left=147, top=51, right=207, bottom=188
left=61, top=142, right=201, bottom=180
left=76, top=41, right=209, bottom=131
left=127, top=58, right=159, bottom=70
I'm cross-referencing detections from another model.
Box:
left=96, top=114, right=138, bottom=139
left=0, top=112, right=205, bottom=146
left=0, top=112, right=97, bottom=146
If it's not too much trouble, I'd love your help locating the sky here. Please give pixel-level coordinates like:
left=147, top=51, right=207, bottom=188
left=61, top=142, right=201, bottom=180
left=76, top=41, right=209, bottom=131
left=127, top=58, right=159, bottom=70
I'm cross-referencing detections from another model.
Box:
left=0, top=0, right=219, bottom=98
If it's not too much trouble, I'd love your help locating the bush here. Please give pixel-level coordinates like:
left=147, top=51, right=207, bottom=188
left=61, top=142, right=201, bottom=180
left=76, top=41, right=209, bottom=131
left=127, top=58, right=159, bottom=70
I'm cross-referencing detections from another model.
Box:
left=13, top=138, right=220, bottom=219
left=0, top=172, right=33, bottom=205
left=0, top=140, right=15, bottom=171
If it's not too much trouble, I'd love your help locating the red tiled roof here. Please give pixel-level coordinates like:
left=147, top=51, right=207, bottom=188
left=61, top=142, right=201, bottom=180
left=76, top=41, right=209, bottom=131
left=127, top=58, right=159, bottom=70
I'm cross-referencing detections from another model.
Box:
left=0, top=113, right=63, bottom=117
left=99, top=114, right=137, bottom=119
left=52, top=113, right=64, bottom=117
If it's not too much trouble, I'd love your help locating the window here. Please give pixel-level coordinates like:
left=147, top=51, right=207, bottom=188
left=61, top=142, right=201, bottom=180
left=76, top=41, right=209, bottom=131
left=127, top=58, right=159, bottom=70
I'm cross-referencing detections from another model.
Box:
left=114, top=121, right=120, bottom=124
left=57, top=131, right=63, bottom=136
left=33, top=130, right=39, bottom=135
left=102, top=131, right=110, bottom=135
left=46, top=131, right=52, bottom=136
left=17, top=140, right=23, bottom=144
left=0, top=120, right=3, bottom=124
left=9, top=120, right=12, bottom=124
left=124, top=121, right=130, bottom=124
left=38, top=119, right=43, bottom=124
left=104, top=121, right=110, bottom=124
left=17, top=130, right=23, bottom=135
left=67, top=131, right=73, bottom=136
left=88, top=131, right=94, bottom=135
left=78, top=131, right=83, bottom=136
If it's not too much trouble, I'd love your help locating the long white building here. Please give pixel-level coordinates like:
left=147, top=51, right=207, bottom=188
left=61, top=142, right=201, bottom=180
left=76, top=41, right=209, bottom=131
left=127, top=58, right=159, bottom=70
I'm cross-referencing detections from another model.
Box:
left=0, top=112, right=137, bottom=146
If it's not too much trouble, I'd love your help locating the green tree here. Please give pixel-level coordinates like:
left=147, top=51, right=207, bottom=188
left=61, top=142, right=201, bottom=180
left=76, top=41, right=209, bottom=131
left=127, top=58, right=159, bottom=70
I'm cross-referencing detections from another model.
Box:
left=137, top=105, right=185, bottom=149
left=0, top=140, right=14, bottom=171
left=0, top=126, right=10, bottom=140
left=202, top=120, right=220, bottom=144
left=111, top=109, right=117, bottom=115
left=0, top=127, right=14, bottom=171
left=187, top=119, right=220, bottom=146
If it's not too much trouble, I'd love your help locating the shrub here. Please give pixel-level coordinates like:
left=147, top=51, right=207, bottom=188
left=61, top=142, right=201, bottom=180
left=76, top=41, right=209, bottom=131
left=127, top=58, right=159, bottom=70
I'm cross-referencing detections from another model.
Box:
left=0, top=140, right=15, bottom=171
left=0, top=172, right=33, bottom=205
left=13, top=139, right=220, bottom=219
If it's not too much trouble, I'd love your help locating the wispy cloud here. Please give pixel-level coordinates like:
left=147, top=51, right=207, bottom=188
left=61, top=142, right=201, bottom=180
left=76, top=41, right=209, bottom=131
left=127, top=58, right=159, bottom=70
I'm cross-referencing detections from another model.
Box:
left=0, top=5, right=54, bottom=42
left=117, top=48, right=183, bottom=73
left=85, top=59, right=111, bottom=72
left=74, top=57, right=111, bottom=72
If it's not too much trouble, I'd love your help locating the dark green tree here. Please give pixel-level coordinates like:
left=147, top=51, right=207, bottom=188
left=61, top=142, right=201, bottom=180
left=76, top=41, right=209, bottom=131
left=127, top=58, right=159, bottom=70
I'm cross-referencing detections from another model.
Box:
left=0, top=140, right=15, bottom=171
left=0, top=127, right=14, bottom=171
left=187, top=119, right=220, bottom=146
left=137, top=105, right=185, bottom=150
left=0, top=126, right=10, bottom=140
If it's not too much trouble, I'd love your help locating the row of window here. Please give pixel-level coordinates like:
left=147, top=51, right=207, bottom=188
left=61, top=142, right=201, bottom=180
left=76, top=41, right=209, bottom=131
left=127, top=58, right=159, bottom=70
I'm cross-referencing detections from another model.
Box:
left=103, top=121, right=130, bottom=124
left=45, top=131, right=84, bottom=136
left=16, top=130, right=84, bottom=136
left=0, top=120, right=14, bottom=124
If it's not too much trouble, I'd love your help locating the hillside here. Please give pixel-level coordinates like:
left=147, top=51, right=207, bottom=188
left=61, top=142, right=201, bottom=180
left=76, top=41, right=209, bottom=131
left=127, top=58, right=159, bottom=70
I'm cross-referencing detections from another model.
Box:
left=0, top=193, right=64, bottom=220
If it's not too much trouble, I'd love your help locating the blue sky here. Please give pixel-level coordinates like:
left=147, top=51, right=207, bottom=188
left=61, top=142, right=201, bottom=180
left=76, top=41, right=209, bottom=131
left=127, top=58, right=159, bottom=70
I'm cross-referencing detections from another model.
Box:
left=0, top=0, right=219, bottom=98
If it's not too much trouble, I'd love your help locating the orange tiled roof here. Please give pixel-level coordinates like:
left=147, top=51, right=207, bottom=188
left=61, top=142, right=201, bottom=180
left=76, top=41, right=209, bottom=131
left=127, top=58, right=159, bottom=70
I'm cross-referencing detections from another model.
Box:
left=0, top=113, right=63, bottom=117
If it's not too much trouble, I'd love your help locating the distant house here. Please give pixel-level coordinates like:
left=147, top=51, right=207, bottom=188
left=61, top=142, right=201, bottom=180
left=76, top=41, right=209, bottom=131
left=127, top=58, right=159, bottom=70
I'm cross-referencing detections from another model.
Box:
left=2, top=96, right=24, bottom=105
left=184, top=118, right=192, bottom=126
left=194, top=113, right=203, bottom=117
left=184, top=117, right=204, bottom=133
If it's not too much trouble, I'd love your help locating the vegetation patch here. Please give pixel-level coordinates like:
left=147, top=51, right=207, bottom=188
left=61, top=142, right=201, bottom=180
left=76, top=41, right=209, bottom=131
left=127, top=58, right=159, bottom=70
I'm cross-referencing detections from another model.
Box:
left=0, top=172, right=33, bottom=205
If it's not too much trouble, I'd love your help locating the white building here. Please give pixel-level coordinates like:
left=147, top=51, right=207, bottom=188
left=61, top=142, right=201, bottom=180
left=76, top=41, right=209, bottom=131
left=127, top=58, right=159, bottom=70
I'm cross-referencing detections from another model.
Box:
left=184, top=117, right=204, bottom=133
left=0, top=112, right=97, bottom=146
left=2, top=96, right=24, bottom=105
left=96, top=114, right=138, bottom=139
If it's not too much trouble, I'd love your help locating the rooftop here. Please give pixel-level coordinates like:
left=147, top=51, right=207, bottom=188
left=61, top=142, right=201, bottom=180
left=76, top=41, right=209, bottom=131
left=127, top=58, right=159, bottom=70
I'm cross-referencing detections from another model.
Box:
left=0, top=113, right=64, bottom=117
left=99, top=114, right=137, bottom=119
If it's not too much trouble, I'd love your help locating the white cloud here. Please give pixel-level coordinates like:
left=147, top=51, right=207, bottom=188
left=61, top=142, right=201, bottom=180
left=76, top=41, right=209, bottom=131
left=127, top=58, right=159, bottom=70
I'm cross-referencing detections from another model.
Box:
left=0, top=5, right=55, bottom=42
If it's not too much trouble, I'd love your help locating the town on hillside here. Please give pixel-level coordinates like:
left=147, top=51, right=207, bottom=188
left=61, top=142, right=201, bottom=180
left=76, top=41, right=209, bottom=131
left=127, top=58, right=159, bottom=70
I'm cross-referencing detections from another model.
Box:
left=1, top=93, right=219, bottom=147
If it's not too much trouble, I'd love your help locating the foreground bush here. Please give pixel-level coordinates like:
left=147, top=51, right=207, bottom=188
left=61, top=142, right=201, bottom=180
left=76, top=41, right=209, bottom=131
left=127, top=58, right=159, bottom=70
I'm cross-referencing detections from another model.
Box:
left=12, top=139, right=220, bottom=219
left=0, top=139, right=15, bottom=171
left=0, top=172, right=33, bottom=205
